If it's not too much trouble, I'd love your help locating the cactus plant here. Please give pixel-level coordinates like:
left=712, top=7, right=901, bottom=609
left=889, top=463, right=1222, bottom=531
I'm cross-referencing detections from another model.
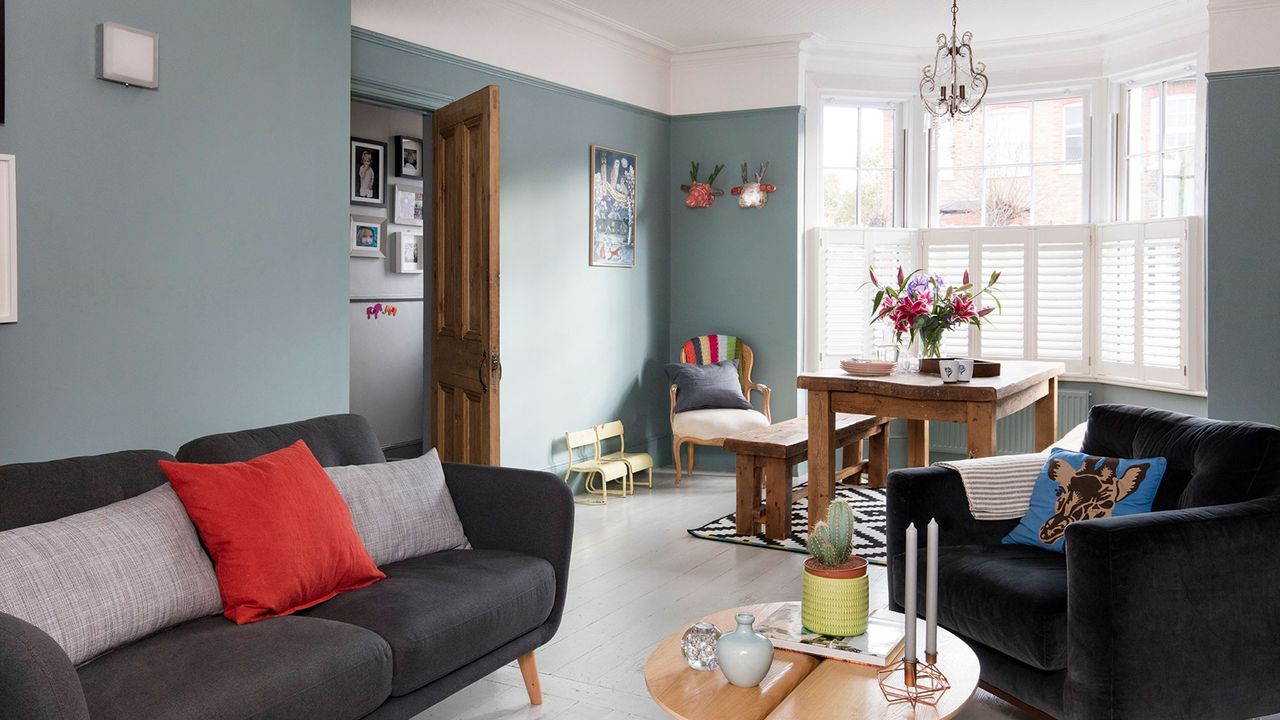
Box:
left=805, top=500, right=856, bottom=568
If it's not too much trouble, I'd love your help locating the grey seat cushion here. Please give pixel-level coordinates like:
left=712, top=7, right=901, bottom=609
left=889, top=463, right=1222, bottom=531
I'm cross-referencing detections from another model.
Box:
left=892, top=544, right=1068, bottom=671
left=78, top=615, right=392, bottom=720
left=302, top=549, right=556, bottom=696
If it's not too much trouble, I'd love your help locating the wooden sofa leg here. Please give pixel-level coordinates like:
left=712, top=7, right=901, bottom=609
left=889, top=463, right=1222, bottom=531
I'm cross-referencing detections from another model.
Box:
left=673, top=438, right=683, bottom=486
left=518, top=651, right=543, bottom=705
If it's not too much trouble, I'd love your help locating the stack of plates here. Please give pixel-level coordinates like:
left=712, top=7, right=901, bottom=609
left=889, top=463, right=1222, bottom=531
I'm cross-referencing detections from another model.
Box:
left=840, top=359, right=896, bottom=376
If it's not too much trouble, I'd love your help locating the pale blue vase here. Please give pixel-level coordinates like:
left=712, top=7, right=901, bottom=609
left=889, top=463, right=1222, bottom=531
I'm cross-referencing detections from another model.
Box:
left=714, top=613, right=774, bottom=687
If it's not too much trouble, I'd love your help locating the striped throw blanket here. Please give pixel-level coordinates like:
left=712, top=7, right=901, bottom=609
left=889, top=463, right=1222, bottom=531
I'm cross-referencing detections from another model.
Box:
left=934, top=422, right=1088, bottom=520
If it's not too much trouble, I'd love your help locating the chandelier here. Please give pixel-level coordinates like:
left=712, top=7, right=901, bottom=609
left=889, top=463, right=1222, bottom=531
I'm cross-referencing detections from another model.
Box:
left=919, top=0, right=989, bottom=120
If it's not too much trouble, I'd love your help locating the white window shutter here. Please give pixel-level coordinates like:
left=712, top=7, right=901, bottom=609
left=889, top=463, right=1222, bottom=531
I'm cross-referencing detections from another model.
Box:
left=973, top=229, right=1028, bottom=359
left=1097, top=223, right=1140, bottom=378
left=1034, top=226, right=1091, bottom=374
left=816, top=229, right=869, bottom=369
left=922, top=231, right=973, bottom=357
left=1140, top=220, right=1189, bottom=384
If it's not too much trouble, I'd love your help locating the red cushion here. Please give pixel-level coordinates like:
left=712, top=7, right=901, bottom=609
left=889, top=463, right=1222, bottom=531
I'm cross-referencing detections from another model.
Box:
left=159, top=440, right=385, bottom=624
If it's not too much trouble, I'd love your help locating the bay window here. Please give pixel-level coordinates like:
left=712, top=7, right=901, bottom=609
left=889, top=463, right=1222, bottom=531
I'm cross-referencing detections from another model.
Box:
left=821, top=100, right=900, bottom=227
left=1121, top=78, right=1197, bottom=220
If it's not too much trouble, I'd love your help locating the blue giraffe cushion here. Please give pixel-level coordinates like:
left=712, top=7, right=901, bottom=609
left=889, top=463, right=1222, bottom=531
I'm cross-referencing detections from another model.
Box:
left=1003, top=449, right=1167, bottom=553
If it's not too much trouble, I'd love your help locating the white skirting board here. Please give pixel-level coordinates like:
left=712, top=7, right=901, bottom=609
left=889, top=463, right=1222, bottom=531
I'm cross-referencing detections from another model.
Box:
left=929, top=389, right=1091, bottom=456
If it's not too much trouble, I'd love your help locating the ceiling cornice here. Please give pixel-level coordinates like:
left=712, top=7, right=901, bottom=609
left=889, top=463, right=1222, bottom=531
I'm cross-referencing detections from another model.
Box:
left=1206, top=0, right=1280, bottom=13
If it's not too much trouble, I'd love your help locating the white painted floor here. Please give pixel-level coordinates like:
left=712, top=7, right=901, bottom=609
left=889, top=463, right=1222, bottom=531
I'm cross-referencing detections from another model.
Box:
left=412, top=469, right=1035, bottom=720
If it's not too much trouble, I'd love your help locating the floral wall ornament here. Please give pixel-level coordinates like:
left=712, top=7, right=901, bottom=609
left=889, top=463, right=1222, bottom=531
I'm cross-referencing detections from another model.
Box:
left=731, top=162, right=777, bottom=208
left=680, top=161, right=725, bottom=208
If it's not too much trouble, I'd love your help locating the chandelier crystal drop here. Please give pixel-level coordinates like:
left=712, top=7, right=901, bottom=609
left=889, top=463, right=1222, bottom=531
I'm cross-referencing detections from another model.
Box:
left=920, top=0, right=989, bottom=121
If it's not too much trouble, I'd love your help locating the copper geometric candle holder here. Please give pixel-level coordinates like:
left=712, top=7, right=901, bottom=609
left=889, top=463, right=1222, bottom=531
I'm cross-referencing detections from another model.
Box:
left=877, top=653, right=950, bottom=708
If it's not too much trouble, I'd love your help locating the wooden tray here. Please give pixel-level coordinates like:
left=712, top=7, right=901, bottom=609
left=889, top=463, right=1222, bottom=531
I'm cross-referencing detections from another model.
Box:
left=920, top=358, right=1002, bottom=377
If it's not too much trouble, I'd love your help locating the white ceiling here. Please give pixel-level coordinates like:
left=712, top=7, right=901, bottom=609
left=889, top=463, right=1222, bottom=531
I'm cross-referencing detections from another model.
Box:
left=556, top=0, right=1205, bottom=50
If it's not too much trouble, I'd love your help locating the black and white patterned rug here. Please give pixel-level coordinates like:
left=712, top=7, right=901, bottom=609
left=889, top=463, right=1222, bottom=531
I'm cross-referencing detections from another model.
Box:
left=686, top=482, right=888, bottom=566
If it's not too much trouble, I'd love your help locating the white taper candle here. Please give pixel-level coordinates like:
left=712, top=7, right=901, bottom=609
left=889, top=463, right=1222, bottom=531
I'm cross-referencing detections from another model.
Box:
left=926, top=518, right=939, bottom=658
left=903, top=523, right=917, bottom=662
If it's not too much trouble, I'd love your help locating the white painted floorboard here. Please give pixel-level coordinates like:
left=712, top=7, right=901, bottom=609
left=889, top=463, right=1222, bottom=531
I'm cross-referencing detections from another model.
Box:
left=411, top=469, right=1034, bottom=720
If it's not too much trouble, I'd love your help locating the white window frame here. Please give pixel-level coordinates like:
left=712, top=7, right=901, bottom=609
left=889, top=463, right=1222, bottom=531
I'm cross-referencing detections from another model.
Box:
left=927, top=86, right=1093, bottom=228
left=818, top=96, right=907, bottom=228
left=806, top=217, right=1205, bottom=394
left=1116, top=71, right=1201, bottom=221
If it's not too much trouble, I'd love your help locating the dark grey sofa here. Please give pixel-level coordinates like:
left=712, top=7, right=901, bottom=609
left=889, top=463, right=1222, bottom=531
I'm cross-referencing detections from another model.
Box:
left=0, top=414, right=575, bottom=720
left=886, top=404, right=1280, bottom=719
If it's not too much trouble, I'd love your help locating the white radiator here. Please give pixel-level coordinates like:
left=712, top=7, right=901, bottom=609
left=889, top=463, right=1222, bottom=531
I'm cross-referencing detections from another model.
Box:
left=929, top=388, right=1091, bottom=456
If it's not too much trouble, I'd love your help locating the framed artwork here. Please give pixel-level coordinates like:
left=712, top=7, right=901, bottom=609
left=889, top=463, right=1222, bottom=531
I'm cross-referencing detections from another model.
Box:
left=0, top=154, right=14, bottom=323
left=349, top=215, right=385, bottom=258
left=589, top=144, right=637, bottom=268
left=350, top=137, right=387, bottom=208
left=394, top=136, right=423, bottom=178
left=395, top=232, right=424, bottom=274
left=392, top=183, right=425, bottom=227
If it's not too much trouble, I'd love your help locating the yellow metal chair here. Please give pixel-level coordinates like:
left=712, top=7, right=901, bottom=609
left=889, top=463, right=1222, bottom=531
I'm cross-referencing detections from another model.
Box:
left=596, top=420, right=654, bottom=494
left=564, top=428, right=629, bottom=504
left=670, top=334, right=772, bottom=485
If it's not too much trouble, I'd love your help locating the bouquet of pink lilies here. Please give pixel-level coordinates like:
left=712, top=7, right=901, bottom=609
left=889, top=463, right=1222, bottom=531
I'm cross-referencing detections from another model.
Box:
left=864, top=266, right=1001, bottom=358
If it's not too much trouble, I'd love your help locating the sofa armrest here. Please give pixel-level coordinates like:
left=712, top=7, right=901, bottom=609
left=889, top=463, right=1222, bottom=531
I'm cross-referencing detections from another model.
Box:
left=0, top=612, right=90, bottom=720
left=442, top=463, right=575, bottom=633
left=885, top=467, right=1020, bottom=609
left=1065, top=497, right=1280, bottom=720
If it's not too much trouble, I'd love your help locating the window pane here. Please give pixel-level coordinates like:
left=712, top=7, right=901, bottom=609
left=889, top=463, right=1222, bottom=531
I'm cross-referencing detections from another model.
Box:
left=1164, top=81, right=1197, bottom=149
left=1162, top=150, right=1194, bottom=217
left=984, top=172, right=1031, bottom=226
left=979, top=243, right=1025, bottom=358
left=1127, top=154, right=1160, bottom=222
left=1128, top=83, right=1161, bottom=155
left=859, top=169, right=895, bottom=227
left=823, top=105, right=859, bottom=167
left=823, top=170, right=858, bottom=227
left=984, top=105, right=1031, bottom=166
left=1061, top=102, right=1084, bottom=164
left=937, top=169, right=982, bottom=226
left=859, top=108, right=895, bottom=168
left=1032, top=165, right=1083, bottom=225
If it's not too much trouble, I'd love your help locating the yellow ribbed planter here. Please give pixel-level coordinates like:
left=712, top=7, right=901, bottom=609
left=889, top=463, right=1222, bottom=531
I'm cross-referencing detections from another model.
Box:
left=801, top=557, right=869, bottom=637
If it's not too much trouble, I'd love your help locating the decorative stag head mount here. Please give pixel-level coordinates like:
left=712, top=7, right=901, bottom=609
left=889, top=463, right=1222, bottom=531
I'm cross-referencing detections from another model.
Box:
left=731, top=162, right=777, bottom=208
left=680, top=161, right=725, bottom=208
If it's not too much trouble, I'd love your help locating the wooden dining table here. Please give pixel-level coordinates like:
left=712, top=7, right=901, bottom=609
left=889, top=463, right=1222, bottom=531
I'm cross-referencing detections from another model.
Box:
left=797, top=361, right=1064, bottom=529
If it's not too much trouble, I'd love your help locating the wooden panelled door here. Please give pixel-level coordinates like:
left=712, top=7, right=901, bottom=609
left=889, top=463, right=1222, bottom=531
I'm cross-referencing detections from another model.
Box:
left=431, top=86, right=501, bottom=464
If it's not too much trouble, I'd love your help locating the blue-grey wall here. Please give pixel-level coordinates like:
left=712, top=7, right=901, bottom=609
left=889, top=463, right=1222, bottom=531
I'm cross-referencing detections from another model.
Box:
left=669, top=107, right=805, bottom=470
left=0, top=0, right=352, bottom=464
left=1205, top=67, right=1280, bottom=424
left=352, top=31, right=673, bottom=474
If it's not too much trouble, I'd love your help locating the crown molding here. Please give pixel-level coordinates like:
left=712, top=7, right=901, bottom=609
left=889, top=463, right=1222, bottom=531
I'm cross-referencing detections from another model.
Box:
left=1207, top=0, right=1280, bottom=13
left=503, top=0, right=674, bottom=62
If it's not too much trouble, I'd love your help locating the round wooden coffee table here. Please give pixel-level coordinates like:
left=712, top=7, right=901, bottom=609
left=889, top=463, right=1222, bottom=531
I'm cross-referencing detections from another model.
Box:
left=644, top=603, right=979, bottom=720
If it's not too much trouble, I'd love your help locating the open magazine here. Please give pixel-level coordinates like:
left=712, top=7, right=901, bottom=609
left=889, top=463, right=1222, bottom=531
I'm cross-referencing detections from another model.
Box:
left=754, top=603, right=905, bottom=667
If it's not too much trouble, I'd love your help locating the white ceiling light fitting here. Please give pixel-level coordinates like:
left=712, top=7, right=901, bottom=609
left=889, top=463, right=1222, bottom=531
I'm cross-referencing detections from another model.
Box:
left=919, top=0, right=988, bottom=123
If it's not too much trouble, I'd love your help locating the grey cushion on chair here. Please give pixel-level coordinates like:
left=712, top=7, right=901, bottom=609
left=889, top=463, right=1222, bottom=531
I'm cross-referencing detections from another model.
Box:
left=665, top=360, right=752, bottom=413
left=0, top=484, right=222, bottom=665
left=325, top=450, right=470, bottom=566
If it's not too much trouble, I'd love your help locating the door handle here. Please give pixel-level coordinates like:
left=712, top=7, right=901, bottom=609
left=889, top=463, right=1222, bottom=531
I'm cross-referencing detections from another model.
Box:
left=478, top=351, right=489, bottom=393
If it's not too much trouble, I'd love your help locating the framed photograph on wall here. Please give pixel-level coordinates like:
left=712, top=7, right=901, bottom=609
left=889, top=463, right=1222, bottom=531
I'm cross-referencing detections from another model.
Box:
left=394, top=232, right=424, bottom=274
left=394, top=136, right=423, bottom=178
left=589, top=144, right=637, bottom=268
left=392, top=183, right=425, bottom=227
left=350, top=215, right=385, bottom=258
left=350, top=137, right=387, bottom=208
left=0, top=154, right=15, bottom=323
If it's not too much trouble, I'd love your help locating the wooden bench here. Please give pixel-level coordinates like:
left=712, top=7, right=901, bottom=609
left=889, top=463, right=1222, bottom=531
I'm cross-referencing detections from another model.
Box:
left=723, top=414, right=890, bottom=540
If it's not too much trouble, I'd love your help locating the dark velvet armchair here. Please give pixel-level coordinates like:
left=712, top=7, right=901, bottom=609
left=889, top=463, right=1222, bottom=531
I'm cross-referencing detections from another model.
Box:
left=887, top=404, right=1280, bottom=719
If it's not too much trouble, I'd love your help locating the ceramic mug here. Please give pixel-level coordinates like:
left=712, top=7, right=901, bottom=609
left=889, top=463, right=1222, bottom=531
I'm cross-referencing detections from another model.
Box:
left=939, top=359, right=959, bottom=383
left=956, top=358, right=975, bottom=383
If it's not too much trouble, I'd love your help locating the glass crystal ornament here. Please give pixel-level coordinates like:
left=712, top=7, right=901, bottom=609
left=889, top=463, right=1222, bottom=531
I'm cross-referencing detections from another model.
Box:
left=680, top=622, right=722, bottom=671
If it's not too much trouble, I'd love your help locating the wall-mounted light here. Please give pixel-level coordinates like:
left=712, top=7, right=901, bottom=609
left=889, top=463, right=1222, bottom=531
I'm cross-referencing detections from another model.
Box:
left=96, top=22, right=158, bottom=90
